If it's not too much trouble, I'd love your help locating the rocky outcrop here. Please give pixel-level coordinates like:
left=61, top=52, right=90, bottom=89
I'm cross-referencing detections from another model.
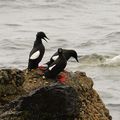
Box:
left=0, top=68, right=112, bottom=120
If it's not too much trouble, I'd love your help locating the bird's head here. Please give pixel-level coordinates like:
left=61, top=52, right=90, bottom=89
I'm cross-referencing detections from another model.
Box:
left=36, top=32, right=49, bottom=42
left=72, top=50, right=79, bottom=62
left=58, top=48, right=63, bottom=54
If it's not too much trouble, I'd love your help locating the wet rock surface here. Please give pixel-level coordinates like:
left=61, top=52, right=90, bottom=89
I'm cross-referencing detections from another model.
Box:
left=0, top=68, right=112, bottom=120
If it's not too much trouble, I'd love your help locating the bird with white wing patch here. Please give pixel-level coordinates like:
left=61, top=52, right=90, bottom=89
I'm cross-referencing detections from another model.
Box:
left=44, top=48, right=67, bottom=79
left=43, top=49, right=79, bottom=68
left=28, top=32, right=49, bottom=70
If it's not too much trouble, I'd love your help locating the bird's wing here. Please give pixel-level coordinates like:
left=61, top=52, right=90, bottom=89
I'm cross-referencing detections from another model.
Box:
left=49, top=64, right=56, bottom=71
left=52, top=55, right=59, bottom=60
left=30, top=51, right=40, bottom=60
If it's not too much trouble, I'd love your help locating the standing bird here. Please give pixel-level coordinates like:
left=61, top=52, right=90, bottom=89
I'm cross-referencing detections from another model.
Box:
left=44, top=49, right=79, bottom=68
left=44, top=48, right=67, bottom=79
left=28, top=32, right=49, bottom=70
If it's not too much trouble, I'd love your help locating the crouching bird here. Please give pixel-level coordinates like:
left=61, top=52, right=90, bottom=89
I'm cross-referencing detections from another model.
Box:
left=44, top=49, right=79, bottom=68
left=44, top=48, right=67, bottom=79
left=28, top=32, right=49, bottom=70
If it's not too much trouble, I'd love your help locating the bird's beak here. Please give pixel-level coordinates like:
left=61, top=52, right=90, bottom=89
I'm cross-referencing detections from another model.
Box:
left=43, top=36, right=49, bottom=42
left=76, top=58, right=79, bottom=62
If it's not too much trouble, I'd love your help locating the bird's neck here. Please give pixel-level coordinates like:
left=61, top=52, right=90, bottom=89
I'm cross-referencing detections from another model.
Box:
left=59, top=53, right=65, bottom=59
left=34, top=38, right=42, bottom=47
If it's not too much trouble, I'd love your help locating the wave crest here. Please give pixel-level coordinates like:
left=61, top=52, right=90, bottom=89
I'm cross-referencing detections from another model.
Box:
left=103, top=55, right=120, bottom=67
left=79, top=54, right=120, bottom=67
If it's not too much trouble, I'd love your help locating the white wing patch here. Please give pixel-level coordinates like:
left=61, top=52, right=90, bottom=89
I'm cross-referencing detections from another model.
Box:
left=30, top=51, right=40, bottom=60
left=49, top=64, right=56, bottom=71
left=52, top=55, right=59, bottom=60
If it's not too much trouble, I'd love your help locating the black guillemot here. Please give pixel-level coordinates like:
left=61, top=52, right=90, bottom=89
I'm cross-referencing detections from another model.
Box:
left=28, top=32, right=49, bottom=70
left=44, top=48, right=67, bottom=79
left=44, top=49, right=79, bottom=68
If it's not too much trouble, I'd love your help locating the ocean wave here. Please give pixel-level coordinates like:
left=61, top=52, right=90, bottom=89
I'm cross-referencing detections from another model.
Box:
left=103, top=55, right=120, bottom=67
left=106, top=31, right=120, bottom=39
left=4, top=23, right=22, bottom=27
left=107, top=103, right=120, bottom=109
left=104, top=31, right=120, bottom=44
left=0, top=0, right=66, bottom=9
left=79, top=54, right=120, bottom=67
left=79, top=53, right=106, bottom=65
left=0, top=0, right=85, bottom=10
left=107, top=103, right=120, bottom=106
left=79, top=41, right=96, bottom=48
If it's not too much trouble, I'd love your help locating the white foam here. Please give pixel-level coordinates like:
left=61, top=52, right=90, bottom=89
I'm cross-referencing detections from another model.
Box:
left=105, top=55, right=120, bottom=66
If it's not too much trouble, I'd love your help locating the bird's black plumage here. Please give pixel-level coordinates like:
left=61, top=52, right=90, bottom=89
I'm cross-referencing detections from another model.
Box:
left=28, top=32, right=49, bottom=70
left=44, top=48, right=67, bottom=79
left=45, top=49, right=79, bottom=67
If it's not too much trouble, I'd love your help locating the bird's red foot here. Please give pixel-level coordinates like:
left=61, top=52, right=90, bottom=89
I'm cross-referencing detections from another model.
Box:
left=38, top=65, right=47, bottom=71
left=57, top=74, right=66, bottom=84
